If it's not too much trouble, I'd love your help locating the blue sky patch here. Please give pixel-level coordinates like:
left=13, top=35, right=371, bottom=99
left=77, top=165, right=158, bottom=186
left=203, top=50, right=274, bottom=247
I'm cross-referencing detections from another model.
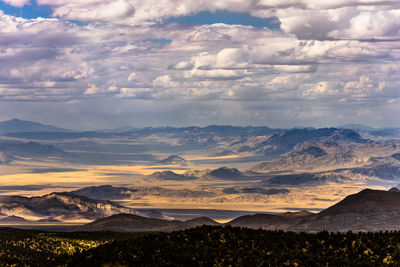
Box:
left=0, top=3, right=280, bottom=31
left=0, top=1, right=52, bottom=19
left=165, top=11, right=281, bottom=30
left=146, top=38, right=172, bottom=43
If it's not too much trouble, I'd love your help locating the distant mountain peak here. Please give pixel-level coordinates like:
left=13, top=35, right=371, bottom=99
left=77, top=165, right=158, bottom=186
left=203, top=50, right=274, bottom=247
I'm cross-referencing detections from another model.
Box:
left=388, top=187, right=400, bottom=192
left=209, top=167, right=245, bottom=179
left=0, top=119, right=69, bottom=133
left=317, top=188, right=400, bottom=219
left=147, top=170, right=197, bottom=181
left=0, top=141, right=65, bottom=161
left=185, top=217, right=220, bottom=226
left=157, top=155, right=188, bottom=165
left=279, top=210, right=314, bottom=218
left=0, top=215, right=29, bottom=223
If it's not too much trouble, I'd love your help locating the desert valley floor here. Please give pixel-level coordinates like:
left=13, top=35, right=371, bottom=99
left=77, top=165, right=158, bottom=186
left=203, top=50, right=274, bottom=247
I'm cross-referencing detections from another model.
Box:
left=1, top=119, right=400, bottom=225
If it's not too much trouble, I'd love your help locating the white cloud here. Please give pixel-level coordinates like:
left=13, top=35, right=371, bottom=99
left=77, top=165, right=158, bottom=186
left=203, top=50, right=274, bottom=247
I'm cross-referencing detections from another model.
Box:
left=153, top=75, right=179, bottom=88
left=215, top=48, right=249, bottom=69
left=173, top=61, right=193, bottom=70
left=277, top=6, right=400, bottom=40
left=344, top=75, right=387, bottom=98
left=118, top=87, right=153, bottom=98
left=108, top=84, right=119, bottom=92
left=127, top=72, right=137, bottom=81
left=329, top=10, right=400, bottom=39
left=185, top=69, right=245, bottom=80
left=1, top=0, right=30, bottom=7
left=32, top=81, right=56, bottom=88
left=191, top=52, right=217, bottom=69
left=273, top=65, right=317, bottom=73
left=37, top=0, right=135, bottom=21
left=8, top=0, right=394, bottom=41
left=1, top=5, right=400, bottom=127
left=277, top=7, right=363, bottom=38
left=302, top=81, right=340, bottom=97
left=84, top=83, right=99, bottom=95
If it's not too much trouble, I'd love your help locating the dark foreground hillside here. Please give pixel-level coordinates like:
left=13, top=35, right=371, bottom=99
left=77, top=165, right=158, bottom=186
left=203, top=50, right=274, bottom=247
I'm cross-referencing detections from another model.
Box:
left=0, top=228, right=139, bottom=266
left=2, top=226, right=400, bottom=266
left=71, top=226, right=400, bottom=266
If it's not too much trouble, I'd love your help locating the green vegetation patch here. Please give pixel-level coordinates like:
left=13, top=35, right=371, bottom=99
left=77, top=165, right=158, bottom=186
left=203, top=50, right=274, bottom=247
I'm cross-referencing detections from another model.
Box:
left=70, top=226, right=400, bottom=266
left=2, top=226, right=400, bottom=266
left=0, top=228, right=138, bottom=266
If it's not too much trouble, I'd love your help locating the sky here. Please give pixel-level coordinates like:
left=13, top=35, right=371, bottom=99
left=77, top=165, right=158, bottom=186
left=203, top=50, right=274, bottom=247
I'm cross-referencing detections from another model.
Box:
left=0, top=0, right=400, bottom=130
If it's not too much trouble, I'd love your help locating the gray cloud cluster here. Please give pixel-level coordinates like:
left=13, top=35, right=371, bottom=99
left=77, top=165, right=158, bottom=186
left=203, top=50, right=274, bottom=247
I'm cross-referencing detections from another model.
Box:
left=0, top=1, right=399, bottom=128
left=28, top=0, right=400, bottom=41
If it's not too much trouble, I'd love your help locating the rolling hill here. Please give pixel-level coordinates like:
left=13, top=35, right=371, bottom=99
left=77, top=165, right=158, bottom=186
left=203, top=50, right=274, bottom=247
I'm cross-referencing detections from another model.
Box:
left=76, top=213, right=219, bottom=232
left=228, top=188, right=400, bottom=231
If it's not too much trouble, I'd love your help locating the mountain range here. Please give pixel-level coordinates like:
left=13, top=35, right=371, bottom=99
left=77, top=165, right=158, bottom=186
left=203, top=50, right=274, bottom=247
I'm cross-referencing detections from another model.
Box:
left=252, top=143, right=361, bottom=172
left=144, top=167, right=251, bottom=181
left=3, top=119, right=400, bottom=233
left=2, top=118, right=400, bottom=141
left=0, top=192, right=164, bottom=223
left=2, top=118, right=400, bottom=170
left=227, top=188, right=400, bottom=232
left=72, top=185, right=216, bottom=200
left=2, top=187, right=400, bottom=232
left=73, top=188, right=400, bottom=232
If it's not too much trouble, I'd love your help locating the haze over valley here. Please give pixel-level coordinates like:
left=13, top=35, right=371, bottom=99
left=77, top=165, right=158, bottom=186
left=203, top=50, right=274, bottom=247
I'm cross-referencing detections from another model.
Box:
left=1, top=118, right=400, bottom=225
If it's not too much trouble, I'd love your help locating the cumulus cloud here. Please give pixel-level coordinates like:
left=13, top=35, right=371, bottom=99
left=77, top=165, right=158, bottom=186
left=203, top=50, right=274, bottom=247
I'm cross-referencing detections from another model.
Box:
left=35, top=0, right=255, bottom=24
left=153, top=75, right=179, bottom=88
left=277, top=7, right=400, bottom=40
left=185, top=69, right=245, bottom=80
left=127, top=72, right=137, bottom=81
left=215, top=48, right=249, bottom=69
left=6, top=0, right=397, bottom=41
left=302, top=81, right=340, bottom=98
left=37, top=0, right=135, bottom=21
left=330, top=10, right=400, bottom=40
left=1, top=1, right=400, bottom=128
left=2, top=0, right=30, bottom=7
left=84, top=83, right=99, bottom=95
left=118, top=87, right=153, bottom=99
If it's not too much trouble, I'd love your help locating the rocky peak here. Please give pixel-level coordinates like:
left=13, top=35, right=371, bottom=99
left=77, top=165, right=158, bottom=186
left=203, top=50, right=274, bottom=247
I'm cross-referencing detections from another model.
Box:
left=388, top=187, right=400, bottom=192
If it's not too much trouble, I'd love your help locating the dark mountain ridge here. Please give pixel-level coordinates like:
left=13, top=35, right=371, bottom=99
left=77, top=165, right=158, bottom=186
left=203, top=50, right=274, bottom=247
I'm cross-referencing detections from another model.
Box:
left=72, top=184, right=215, bottom=200
left=76, top=213, right=219, bottom=232
left=146, top=171, right=197, bottom=181
left=0, top=119, right=69, bottom=133
left=79, top=188, right=400, bottom=232
left=229, top=188, right=400, bottom=231
left=258, top=128, right=365, bottom=158
left=145, top=167, right=250, bottom=181
left=208, top=167, right=245, bottom=179
left=0, top=141, right=65, bottom=158
left=253, top=142, right=359, bottom=172
left=156, top=155, right=188, bottom=165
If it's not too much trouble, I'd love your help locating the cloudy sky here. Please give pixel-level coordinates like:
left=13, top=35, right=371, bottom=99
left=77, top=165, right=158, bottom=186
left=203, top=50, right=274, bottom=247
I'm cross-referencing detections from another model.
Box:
left=0, top=0, right=399, bottom=130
